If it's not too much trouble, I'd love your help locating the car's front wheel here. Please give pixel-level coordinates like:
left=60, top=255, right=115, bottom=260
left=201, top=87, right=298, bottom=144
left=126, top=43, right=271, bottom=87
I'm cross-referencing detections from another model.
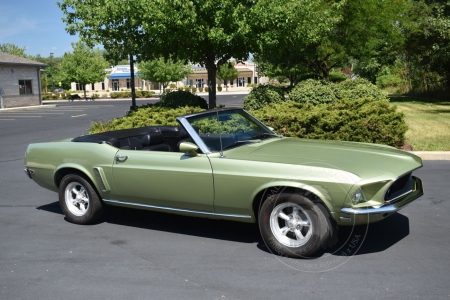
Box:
left=58, top=174, right=103, bottom=224
left=259, top=192, right=329, bottom=258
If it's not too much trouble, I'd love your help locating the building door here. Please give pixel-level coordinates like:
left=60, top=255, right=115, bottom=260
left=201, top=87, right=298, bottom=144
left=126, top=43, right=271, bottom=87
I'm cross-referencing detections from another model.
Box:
left=237, top=77, right=244, bottom=87
left=113, top=80, right=119, bottom=91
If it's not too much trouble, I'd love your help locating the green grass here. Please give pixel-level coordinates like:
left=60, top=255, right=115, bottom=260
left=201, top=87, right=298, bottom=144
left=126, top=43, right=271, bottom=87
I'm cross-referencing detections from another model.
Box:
left=389, top=95, right=450, bottom=151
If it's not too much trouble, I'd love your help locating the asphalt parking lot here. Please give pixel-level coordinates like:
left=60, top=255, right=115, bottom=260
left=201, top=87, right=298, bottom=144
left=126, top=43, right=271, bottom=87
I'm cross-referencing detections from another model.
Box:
left=1, top=97, right=449, bottom=299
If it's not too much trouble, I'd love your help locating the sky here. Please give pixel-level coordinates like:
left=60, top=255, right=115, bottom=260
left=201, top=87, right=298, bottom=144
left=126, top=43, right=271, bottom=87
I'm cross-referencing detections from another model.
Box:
left=0, top=0, right=80, bottom=57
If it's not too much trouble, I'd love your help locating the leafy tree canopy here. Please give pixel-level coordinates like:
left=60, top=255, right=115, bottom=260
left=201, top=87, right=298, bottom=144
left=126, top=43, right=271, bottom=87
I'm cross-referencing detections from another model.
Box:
left=58, top=41, right=109, bottom=98
left=138, top=58, right=192, bottom=92
left=216, top=62, right=239, bottom=91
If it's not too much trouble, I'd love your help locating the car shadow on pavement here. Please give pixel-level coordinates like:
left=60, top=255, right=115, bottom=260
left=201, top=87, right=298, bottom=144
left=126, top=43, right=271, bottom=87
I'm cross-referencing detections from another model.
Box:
left=37, top=202, right=409, bottom=256
left=37, top=202, right=262, bottom=244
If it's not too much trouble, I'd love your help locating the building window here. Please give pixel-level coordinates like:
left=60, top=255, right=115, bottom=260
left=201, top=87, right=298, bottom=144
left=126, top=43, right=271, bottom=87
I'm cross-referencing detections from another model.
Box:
left=196, top=78, right=204, bottom=88
left=126, top=79, right=130, bottom=89
left=19, top=80, right=32, bottom=94
left=247, top=77, right=251, bottom=84
left=254, top=77, right=258, bottom=84
left=91, top=83, right=95, bottom=90
left=76, top=83, right=85, bottom=90
left=102, top=82, right=105, bottom=90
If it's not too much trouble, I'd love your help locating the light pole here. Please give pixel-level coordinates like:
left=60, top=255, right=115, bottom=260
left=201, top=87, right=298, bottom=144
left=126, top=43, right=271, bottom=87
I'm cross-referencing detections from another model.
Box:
left=50, top=53, right=54, bottom=92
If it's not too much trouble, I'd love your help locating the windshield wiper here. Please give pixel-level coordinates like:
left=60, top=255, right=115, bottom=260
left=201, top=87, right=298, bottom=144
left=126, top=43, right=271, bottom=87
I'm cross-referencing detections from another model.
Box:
left=223, top=139, right=261, bottom=150
left=252, top=132, right=283, bottom=139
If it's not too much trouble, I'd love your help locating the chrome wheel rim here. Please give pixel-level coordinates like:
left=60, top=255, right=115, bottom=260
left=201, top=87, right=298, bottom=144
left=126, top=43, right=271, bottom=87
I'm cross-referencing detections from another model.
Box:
left=65, top=182, right=89, bottom=216
left=270, top=202, right=313, bottom=247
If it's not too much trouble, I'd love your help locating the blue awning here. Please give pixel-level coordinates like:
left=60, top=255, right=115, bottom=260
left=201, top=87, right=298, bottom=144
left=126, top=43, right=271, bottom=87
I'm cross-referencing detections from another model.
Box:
left=109, top=73, right=133, bottom=79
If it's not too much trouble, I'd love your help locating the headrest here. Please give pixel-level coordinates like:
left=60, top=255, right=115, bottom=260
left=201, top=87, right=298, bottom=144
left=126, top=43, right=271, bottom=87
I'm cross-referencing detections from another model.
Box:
left=141, top=132, right=164, bottom=147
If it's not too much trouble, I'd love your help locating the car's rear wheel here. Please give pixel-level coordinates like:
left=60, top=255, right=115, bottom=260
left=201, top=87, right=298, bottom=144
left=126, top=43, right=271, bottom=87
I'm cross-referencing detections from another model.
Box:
left=259, top=192, right=329, bottom=258
left=59, top=174, right=103, bottom=224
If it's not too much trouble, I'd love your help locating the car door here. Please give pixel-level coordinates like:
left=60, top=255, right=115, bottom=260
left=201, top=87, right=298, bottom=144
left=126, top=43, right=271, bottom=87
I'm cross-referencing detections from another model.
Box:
left=110, top=149, right=214, bottom=212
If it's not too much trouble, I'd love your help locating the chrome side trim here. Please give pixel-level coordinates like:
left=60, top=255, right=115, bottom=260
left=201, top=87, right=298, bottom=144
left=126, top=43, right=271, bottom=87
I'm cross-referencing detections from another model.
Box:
left=177, top=117, right=212, bottom=154
left=93, top=167, right=110, bottom=192
left=103, top=199, right=252, bottom=219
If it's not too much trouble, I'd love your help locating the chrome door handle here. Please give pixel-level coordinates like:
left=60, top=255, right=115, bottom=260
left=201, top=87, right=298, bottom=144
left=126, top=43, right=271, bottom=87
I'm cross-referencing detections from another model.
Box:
left=115, top=155, right=128, bottom=164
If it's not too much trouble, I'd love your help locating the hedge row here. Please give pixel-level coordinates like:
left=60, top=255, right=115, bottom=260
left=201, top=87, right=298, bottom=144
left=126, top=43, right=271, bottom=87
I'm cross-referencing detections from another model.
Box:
left=250, top=98, right=407, bottom=147
left=89, top=105, right=204, bottom=133
left=110, top=91, right=155, bottom=99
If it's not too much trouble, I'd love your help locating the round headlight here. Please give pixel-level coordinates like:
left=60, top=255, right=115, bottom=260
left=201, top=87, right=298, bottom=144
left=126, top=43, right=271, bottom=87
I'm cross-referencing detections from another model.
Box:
left=352, top=188, right=364, bottom=205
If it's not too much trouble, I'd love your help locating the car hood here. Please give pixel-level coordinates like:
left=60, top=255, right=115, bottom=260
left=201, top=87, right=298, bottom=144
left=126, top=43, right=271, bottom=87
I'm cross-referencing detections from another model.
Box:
left=224, top=137, right=422, bottom=180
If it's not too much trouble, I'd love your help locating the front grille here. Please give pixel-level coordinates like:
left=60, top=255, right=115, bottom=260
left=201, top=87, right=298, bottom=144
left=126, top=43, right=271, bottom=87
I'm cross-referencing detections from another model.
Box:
left=385, top=173, right=413, bottom=203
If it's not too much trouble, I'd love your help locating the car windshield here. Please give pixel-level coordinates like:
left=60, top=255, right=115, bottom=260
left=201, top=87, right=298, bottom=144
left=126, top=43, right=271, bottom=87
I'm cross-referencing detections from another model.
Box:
left=184, top=109, right=279, bottom=152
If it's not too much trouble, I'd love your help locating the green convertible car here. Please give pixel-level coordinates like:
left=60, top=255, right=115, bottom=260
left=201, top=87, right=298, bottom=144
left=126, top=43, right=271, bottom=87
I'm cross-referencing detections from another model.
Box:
left=24, top=108, right=424, bottom=257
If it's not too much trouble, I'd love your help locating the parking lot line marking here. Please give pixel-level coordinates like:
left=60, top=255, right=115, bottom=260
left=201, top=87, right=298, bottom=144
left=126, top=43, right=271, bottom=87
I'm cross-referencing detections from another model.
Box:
left=0, top=119, right=15, bottom=121
left=0, top=116, right=42, bottom=118
left=0, top=112, right=64, bottom=115
left=71, top=114, right=87, bottom=118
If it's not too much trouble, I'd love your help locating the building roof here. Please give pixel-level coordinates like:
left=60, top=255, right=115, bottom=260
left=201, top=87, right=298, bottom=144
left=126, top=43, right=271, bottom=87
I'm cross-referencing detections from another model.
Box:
left=0, top=52, right=47, bottom=67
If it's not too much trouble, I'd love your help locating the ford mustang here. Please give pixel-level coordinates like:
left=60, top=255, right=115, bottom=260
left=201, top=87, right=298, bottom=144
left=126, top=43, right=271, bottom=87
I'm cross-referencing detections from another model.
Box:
left=24, top=108, right=423, bottom=257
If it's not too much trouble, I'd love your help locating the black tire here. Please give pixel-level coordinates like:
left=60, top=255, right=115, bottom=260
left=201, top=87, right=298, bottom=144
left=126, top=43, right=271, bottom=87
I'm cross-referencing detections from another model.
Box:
left=58, top=174, right=103, bottom=224
left=258, top=192, right=329, bottom=258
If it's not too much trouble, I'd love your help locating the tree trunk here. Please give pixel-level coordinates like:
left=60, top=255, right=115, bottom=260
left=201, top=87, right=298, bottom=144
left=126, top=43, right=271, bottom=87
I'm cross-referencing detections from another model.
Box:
left=206, top=63, right=217, bottom=109
left=83, top=87, right=87, bottom=99
left=129, top=54, right=137, bottom=111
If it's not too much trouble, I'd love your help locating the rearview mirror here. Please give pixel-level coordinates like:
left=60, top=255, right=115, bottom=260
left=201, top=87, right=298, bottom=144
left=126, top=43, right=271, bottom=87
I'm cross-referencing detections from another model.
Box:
left=179, top=142, right=199, bottom=156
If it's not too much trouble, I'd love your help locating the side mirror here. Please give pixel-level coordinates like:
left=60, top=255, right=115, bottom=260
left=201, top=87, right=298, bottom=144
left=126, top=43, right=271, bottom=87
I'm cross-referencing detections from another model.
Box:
left=179, top=142, right=199, bottom=157
left=268, top=126, right=274, bottom=131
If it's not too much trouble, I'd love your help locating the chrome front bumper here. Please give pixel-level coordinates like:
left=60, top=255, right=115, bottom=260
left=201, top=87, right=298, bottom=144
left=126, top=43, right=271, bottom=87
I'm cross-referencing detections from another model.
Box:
left=341, top=176, right=423, bottom=215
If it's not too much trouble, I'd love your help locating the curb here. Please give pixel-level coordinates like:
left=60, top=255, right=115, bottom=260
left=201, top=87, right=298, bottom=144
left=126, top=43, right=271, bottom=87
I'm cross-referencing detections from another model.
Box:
left=411, top=151, right=450, bottom=161
left=0, top=104, right=57, bottom=111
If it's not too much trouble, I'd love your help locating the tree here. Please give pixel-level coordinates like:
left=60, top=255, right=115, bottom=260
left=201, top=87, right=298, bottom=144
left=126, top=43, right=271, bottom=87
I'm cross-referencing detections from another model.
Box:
left=58, top=41, right=109, bottom=99
left=140, top=0, right=254, bottom=108
left=251, top=0, right=405, bottom=81
left=216, top=62, right=239, bottom=91
left=401, top=0, right=450, bottom=90
left=0, top=43, right=32, bottom=59
left=253, top=54, right=310, bottom=87
left=59, top=0, right=147, bottom=109
left=138, top=58, right=192, bottom=93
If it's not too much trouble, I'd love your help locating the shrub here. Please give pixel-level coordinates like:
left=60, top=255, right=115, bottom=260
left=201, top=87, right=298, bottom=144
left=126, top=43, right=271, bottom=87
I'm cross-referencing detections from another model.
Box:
left=376, top=74, right=403, bottom=89
left=101, top=93, right=108, bottom=98
left=159, top=90, right=208, bottom=109
left=198, top=87, right=203, bottom=92
left=217, top=86, right=222, bottom=92
left=170, top=83, right=176, bottom=89
left=89, top=105, right=205, bottom=134
left=329, top=71, right=349, bottom=83
left=92, top=93, right=100, bottom=99
left=243, top=85, right=286, bottom=110
left=204, top=86, right=209, bottom=92
left=191, top=87, right=197, bottom=93
left=250, top=98, right=407, bottom=148
left=289, top=79, right=338, bottom=105
left=184, top=86, right=190, bottom=92
left=335, top=78, right=387, bottom=101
